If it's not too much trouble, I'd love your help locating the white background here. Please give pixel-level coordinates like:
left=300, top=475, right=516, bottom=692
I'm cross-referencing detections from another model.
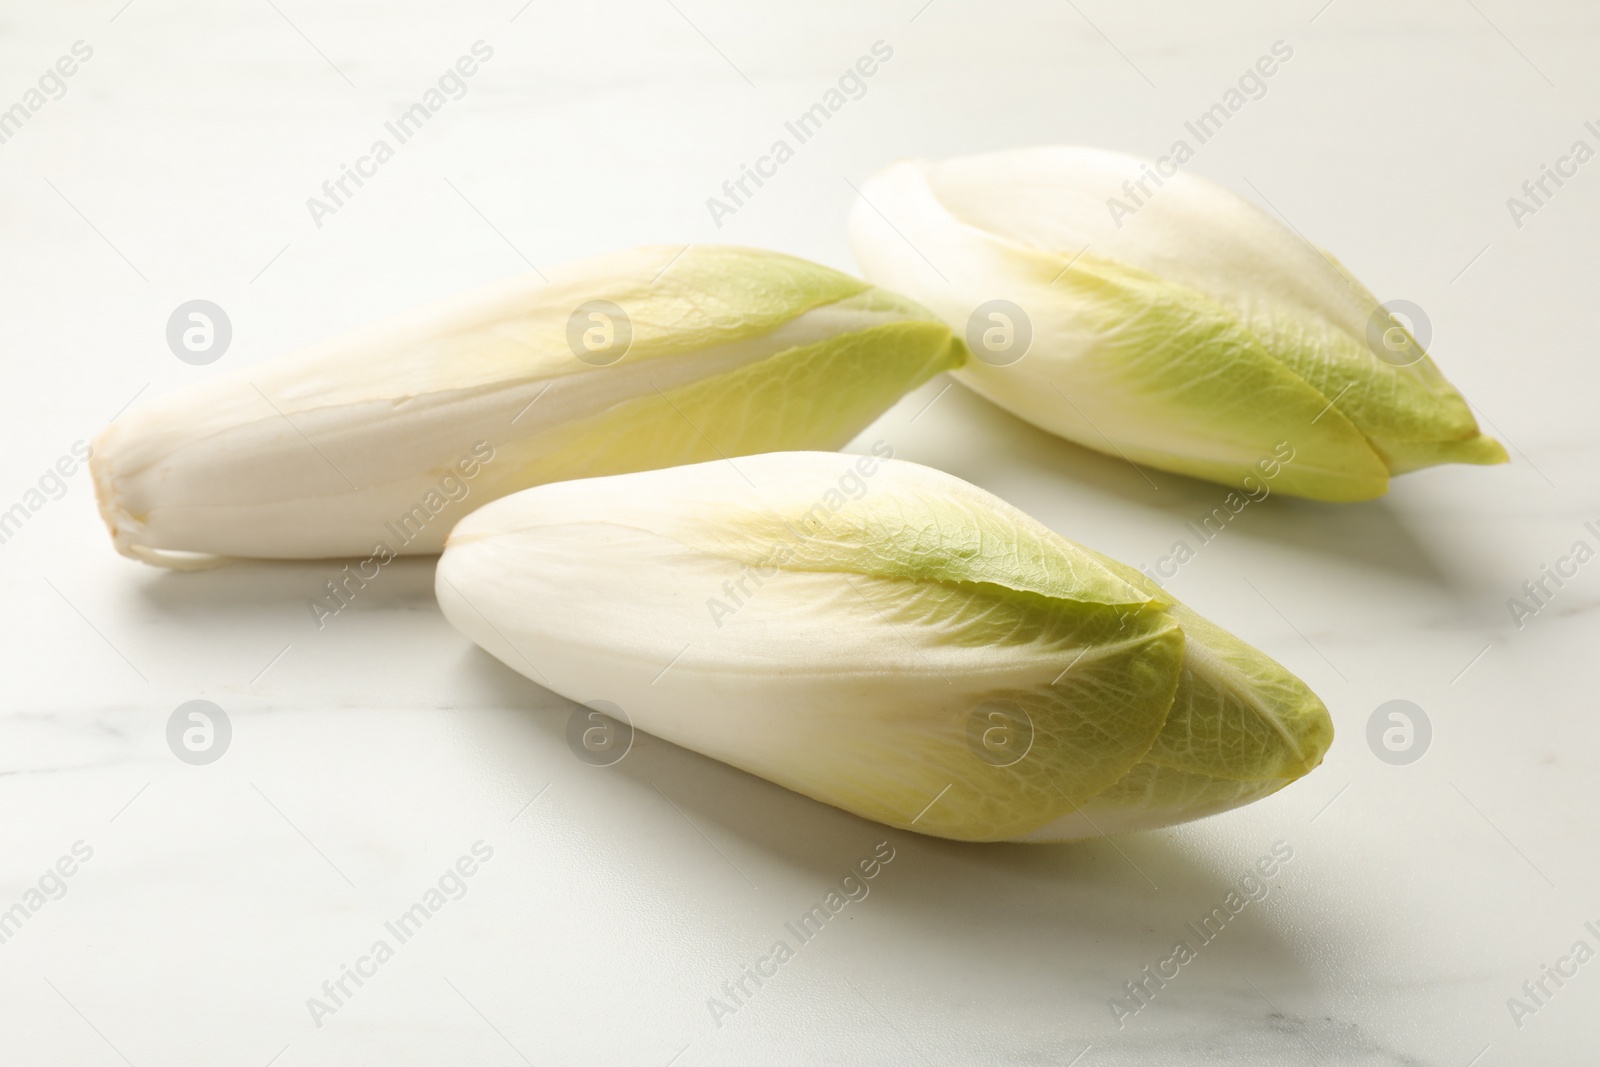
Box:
left=1, top=1, right=1597, bottom=1064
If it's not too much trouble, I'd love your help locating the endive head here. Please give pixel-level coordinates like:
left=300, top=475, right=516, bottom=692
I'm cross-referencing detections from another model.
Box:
left=436, top=451, right=1332, bottom=842
left=847, top=146, right=1507, bottom=502
left=91, top=245, right=964, bottom=565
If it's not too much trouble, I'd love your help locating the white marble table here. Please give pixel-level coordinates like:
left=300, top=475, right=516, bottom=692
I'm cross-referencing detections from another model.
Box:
left=2, top=1, right=1596, bottom=1063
